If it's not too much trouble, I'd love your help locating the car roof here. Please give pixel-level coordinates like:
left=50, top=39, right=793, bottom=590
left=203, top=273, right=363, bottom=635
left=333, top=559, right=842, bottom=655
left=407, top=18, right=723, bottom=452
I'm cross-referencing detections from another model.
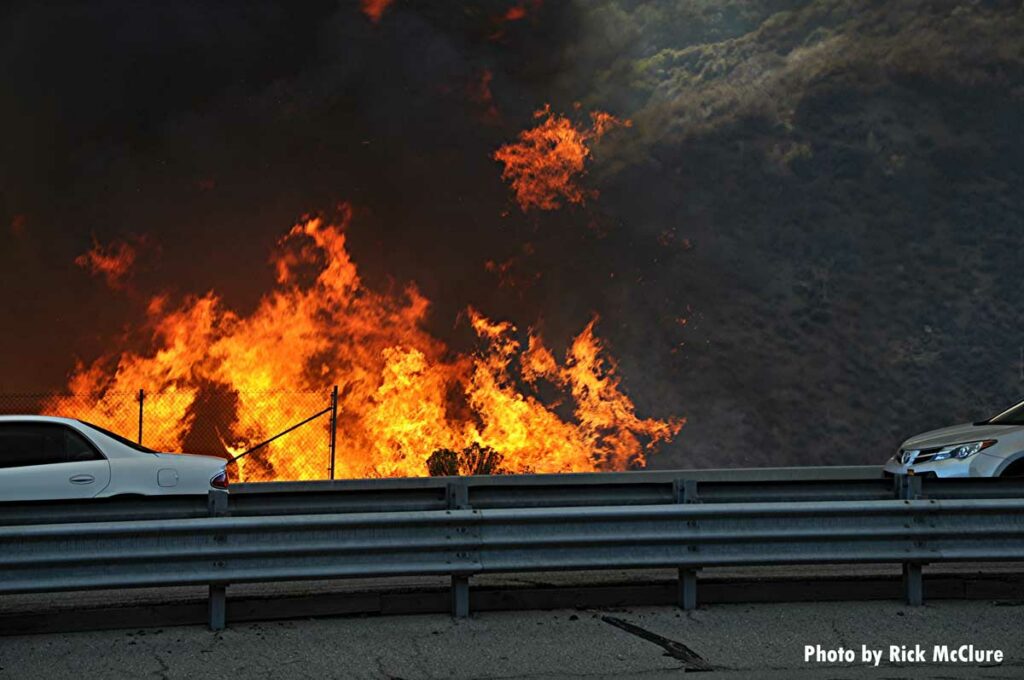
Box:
left=0, top=414, right=152, bottom=458
left=0, top=414, right=83, bottom=425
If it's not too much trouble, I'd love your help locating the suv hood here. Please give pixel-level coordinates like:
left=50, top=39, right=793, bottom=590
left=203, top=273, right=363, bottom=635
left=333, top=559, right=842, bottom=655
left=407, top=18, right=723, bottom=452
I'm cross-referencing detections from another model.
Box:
left=902, top=422, right=1019, bottom=449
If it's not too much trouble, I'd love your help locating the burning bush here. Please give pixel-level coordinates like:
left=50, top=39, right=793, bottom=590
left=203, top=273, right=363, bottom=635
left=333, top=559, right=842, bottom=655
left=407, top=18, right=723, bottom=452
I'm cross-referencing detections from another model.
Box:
left=426, top=443, right=508, bottom=476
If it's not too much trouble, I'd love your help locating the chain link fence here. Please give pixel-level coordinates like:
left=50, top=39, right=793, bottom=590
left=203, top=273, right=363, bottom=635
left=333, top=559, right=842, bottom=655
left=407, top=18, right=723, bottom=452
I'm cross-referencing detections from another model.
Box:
left=0, top=389, right=338, bottom=483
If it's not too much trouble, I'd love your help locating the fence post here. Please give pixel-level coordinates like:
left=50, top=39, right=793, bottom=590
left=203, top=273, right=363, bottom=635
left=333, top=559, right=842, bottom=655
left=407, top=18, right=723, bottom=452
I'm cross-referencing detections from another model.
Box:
left=896, top=475, right=924, bottom=606
left=673, top=479, right=699, bottom=611
left=328, top=385, right=339, bottom=480
left=207, top=489, right=230, bottom=631
left=447, top=480, right=471, bottom=618
left=137, top=389, right=145, bottom=445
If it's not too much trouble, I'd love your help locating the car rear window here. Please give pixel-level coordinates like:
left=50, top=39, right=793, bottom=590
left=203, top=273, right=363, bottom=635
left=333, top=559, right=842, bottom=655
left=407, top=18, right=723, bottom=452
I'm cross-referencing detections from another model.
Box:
left=0, top=423, right=105, bottom=469
left=77, top=421, right=155, bottom=453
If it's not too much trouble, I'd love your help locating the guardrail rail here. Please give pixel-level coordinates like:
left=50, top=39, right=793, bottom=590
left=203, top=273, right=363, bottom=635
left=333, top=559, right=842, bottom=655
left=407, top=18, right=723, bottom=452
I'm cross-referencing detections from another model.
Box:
left=3, top=467, right=1024, bottom=630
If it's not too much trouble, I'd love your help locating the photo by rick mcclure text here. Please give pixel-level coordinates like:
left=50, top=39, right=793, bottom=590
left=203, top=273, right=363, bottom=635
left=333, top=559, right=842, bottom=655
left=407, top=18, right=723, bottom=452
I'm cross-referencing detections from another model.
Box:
left=805, top=644, right=1005, bottom=667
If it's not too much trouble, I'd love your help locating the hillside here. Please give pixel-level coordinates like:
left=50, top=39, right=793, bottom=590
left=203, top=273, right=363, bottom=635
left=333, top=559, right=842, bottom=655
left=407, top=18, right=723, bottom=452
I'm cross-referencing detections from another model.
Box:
left=577, top=0, right=1024, bottom=467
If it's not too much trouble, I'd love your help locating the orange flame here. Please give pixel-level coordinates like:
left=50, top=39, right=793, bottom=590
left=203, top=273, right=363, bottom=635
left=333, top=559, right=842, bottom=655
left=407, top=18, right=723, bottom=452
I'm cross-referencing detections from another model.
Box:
left=504, top=5, right=528, bottom=21
left=494, top=105, right=631, bottom=211
left=361, top=0, right=393, bottom=23
left=74, top=237, right=139, bottom=289
left=47, top=207, right=681, bottom=480
left=488, top=1, right=543, bottom=41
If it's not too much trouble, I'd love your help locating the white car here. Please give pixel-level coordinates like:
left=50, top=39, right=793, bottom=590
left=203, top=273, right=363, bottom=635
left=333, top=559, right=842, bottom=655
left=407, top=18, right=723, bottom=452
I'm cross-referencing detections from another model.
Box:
left=0, top=415, right=228, bottom=502
left=885, top=399, right=1024, bottom=478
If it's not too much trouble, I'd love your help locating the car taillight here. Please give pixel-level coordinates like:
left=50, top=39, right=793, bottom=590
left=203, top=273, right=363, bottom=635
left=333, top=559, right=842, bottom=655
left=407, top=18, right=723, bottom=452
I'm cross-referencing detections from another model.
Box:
left=210, top=469, right=229, bottom=489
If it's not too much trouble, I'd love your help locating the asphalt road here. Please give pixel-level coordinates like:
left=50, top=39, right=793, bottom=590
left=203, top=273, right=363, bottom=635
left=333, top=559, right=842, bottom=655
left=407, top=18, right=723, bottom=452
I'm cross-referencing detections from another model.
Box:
left=1, top=600, right=1022, bottom=679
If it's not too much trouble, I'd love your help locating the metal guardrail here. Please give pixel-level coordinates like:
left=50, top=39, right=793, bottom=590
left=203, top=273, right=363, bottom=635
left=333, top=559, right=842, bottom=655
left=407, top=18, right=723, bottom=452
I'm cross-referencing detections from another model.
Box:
left=3, top=467, right=1024, bottom=630
left=2, top=465, right=878, bottom=525
left=6, top=499, right=1024, bottom=591
left=4, top=466, right=1024, bottom=526
left=2, top=494, right=1024, bottom=628
left=233, top=465, right=891, bottom=514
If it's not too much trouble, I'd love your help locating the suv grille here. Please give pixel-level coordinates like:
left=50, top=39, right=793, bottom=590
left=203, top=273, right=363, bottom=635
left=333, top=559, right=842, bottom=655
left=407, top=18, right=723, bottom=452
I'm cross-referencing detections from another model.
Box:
left=900, top=447, right=943, bottom=464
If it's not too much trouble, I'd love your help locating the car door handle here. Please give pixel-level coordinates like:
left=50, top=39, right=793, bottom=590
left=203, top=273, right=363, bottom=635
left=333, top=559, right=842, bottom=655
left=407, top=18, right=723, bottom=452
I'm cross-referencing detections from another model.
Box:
left=69, top=474, right=95, bottom=484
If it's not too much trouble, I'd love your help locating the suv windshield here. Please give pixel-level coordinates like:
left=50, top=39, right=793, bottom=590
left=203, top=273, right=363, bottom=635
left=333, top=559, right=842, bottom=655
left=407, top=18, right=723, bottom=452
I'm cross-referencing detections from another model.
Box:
left=985, top=400, right=1024, bottom=426
left=78, top=420, right=157, bottom=453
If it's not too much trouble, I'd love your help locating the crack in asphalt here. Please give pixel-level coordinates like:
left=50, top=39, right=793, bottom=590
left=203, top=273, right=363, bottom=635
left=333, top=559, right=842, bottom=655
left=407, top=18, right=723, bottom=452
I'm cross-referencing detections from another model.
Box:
left=601, top=615, right=713, bottom=672
left=151, top=652, right=170, bottom=680
left=831, top=617, right=850, bottom=650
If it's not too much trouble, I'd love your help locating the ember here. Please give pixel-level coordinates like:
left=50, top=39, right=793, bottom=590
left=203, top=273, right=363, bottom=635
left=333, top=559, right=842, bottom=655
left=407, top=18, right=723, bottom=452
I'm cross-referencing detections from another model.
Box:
left=74, top=237, right=139, bottom=290
left=360, top=0, right=393, bottom=23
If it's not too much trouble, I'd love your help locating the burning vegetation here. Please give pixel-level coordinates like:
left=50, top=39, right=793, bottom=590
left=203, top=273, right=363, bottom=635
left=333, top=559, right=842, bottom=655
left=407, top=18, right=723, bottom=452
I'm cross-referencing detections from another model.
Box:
left=426, top=443, right=506, bottom=477
left=494, top=105, right=631, bottom=211
left=47, top=207, right=682, bottom=481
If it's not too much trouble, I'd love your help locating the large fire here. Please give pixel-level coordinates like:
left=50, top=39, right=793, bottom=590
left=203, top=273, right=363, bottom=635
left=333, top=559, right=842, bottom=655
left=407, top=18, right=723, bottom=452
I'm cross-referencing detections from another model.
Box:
left=494, top=105, right=631, bottom=211
left=47, top=207, right=682, bottom=481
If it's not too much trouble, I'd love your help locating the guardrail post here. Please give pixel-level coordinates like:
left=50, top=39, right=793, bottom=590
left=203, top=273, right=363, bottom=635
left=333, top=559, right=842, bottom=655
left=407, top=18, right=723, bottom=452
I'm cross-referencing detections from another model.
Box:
left=895, top=475, right=925, bottom=606
left=895, top=474, right=922, bottom=502
left=207, top=490, right=230, bottom=631
left=447, top=480, right=471, bottom=619
left=902, top=563, right=923, bottom=606
left=674, top=479, right=700, bottom=611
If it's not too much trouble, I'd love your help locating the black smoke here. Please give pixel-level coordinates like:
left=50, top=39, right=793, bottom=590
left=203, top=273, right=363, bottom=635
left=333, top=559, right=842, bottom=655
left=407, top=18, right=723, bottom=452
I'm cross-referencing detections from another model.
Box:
left=3, top=0, right=1024, bottom=468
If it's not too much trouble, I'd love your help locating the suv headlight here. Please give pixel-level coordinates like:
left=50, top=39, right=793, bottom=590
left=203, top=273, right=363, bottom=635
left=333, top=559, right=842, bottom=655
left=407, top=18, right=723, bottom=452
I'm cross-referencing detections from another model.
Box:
left=932, top=440, right=997, bottom=461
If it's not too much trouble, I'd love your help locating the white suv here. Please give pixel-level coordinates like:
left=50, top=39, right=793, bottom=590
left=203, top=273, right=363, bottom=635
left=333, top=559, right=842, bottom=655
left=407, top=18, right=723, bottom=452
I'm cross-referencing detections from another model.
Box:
left=0, top=415, right=228, bottom=502
left=885, top=400, right=1024, bottom=478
